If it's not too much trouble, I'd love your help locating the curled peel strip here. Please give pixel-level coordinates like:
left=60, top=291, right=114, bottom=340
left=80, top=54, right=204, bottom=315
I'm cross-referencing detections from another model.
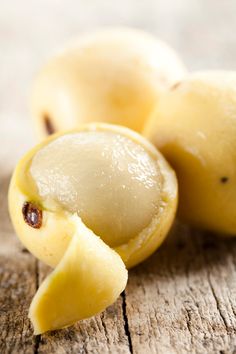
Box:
left=29, top=215, right=128, bottom=335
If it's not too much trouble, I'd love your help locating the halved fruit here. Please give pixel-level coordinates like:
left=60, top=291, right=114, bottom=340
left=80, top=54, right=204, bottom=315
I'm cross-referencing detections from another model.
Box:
left=8, top=123, right=178, bottom=333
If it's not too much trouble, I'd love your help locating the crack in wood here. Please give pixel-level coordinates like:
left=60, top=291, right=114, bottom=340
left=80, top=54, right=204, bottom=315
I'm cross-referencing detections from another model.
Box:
left=34, top=259, right=41, bottom=353
left=100, top=312, right=109, bottom=343
left=34, top=334, right=40, bottom=354
left=185, top=308, right=194, bottom=346
left=201, top=240, right=231, bottom=334
left=207, top=273, right=229, bottom=332
left=121, top=291, right=133, bottom=354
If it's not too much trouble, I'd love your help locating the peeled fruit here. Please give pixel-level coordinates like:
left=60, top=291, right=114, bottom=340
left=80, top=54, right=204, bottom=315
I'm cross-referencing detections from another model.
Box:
left=10, top=124, right=178, bottom=269
left=144, top=71, right=236, bottom=235
left=8, top=123, right=178, bottom=333
left=31, top=27, right=186, bottom=139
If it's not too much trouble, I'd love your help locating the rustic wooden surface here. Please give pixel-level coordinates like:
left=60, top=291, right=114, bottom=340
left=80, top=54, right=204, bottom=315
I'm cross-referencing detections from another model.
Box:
left=1, top=1, right=236, bottom=353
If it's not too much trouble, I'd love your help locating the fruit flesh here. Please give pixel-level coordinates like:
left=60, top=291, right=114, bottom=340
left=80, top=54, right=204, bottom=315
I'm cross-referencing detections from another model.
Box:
left=30, top=131, right=162, bottom=247
left=31, top=28, right=186, bottom=139
left=29, top=216, right=128, bottom=334
left=144, top=71, right=236, bottom=234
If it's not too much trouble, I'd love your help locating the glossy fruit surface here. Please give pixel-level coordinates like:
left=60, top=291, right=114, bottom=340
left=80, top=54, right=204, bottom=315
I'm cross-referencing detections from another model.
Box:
left=144, top=71, right=236, bottom=235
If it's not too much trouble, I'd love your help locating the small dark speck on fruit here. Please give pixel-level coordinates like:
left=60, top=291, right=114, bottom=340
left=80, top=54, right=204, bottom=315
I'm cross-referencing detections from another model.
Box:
left=220, top=176, right=229, bottom=184
left=44, top=114, right=55, bottom=135
left=171, top=81, right=181, bottom=90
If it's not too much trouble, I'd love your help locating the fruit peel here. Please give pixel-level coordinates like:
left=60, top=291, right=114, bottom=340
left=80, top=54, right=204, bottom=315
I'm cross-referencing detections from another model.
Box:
left=30, top=216, right=128, bottom=335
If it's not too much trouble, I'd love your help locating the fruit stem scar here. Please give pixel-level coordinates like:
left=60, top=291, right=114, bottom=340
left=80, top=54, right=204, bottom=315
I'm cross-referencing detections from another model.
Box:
left=44, top=115, right=55, bottom=135
left=171, top=81, right=181, bottom=90
left=22, top=202, right=43, bottom=229
left=220, top=176, right=229, bottom=184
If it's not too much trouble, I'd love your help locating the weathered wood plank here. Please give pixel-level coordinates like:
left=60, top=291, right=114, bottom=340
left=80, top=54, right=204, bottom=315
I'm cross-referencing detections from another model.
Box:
left=125, top=223, right=236, bottom=354
left=0, top=254, right=37, bottom=354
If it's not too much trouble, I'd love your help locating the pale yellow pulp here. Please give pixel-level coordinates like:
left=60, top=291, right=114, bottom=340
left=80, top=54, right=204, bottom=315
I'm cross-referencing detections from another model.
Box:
left=30, top=131, right=162, bottom=247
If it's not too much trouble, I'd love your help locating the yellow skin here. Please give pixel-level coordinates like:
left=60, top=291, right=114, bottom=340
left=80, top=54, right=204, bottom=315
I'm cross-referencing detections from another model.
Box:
left=31, top=27, right=186, bottom=139
left=8, top=123, right=177, bottom=334
left=144, top=71, right=236, bottom=235
left=29, top=218, right=128, bottom=334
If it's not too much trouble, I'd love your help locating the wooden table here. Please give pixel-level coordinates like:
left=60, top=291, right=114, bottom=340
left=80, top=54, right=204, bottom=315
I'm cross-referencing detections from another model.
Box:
left=1, top=1, right=236, bottom=353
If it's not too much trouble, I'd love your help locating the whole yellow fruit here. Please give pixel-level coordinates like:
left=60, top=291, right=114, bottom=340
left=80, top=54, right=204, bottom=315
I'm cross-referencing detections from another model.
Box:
left=9, top=123, right=177, bottom=333
left=144, top=71, right=236, bottom=235
left=31, top=27, right=186, bottom=139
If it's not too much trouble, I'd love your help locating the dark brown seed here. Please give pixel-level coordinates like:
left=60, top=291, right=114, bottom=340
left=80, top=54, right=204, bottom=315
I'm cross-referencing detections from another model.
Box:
left=44, top=114, right=55, bottom=135
left=22, top=202, right=43, bottom=229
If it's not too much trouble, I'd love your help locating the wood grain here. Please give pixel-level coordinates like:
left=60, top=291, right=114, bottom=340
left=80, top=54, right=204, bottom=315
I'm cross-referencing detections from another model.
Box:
left=125, top=224, right=236, bottom=353
left=1, top=1, right=236, bottom=353
left=0, top=254, right=37, bottom=354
